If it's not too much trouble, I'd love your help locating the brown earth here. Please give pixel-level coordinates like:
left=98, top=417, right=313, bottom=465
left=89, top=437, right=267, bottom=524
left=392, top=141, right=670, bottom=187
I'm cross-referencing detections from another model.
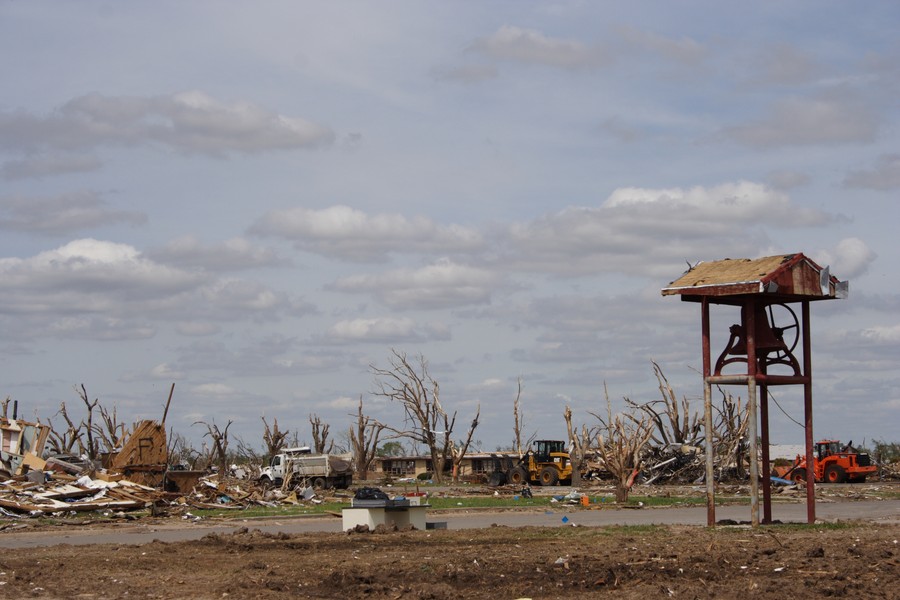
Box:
left=0, top=518, right=897, bottom=599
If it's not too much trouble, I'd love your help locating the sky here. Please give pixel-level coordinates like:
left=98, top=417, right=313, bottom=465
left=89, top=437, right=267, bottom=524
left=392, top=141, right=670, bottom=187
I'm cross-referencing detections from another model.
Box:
left=1, top=1, right=898, bottom=454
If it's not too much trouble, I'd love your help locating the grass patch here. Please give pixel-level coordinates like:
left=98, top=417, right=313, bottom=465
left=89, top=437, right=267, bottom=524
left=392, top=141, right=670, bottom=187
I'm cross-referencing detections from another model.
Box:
left=186, top=491, right=752, bottom=518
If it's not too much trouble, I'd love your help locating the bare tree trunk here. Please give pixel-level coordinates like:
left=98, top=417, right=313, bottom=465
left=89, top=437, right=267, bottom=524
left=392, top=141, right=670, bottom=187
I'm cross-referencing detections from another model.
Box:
left=371, top=349, right=461, bottom=483
left=593, top=384, right=653, bottom=503
left=564, top=405, right=586, bottom=487
left=195, top=420, right=233, bottom=478
left=48, top=402, right=82, bottom=456
left=309, top=414, right=334, bottom=454
left=262, top=416, right=288, bottom=463
left=76, top=384, right=99, bottom=460
left=451, top=405, right=480, bottom=482
left=348, top=397, right=385, bottom=480
left=513, top=378, right=524, bottom=456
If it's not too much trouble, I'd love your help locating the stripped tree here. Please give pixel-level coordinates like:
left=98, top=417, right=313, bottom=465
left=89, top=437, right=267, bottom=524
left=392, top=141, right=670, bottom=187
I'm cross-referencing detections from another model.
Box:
left=512, top=377, right=525, bottom=455
left=370, top=349, right=479, bottom=484
left=309, top=413, right=335, bottom=454
left=563, top=405, right=594, bottom=487
left=593, top=384, right=654, bottom=502
left=348, top=397, right=385, bottom=479
left=262, top=416, right=289, bottom=463
left=194, top=419, right=233, bottom=476
left=625, top=362, right=702, bottom=449
left=451, top=405, right=481, bottom=482
left=714, top=387, right=750, bottom=479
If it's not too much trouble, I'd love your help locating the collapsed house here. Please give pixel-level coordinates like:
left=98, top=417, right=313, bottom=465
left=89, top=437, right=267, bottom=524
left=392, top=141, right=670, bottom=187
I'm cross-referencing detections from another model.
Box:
left=0, top=415, right=51, bottom=479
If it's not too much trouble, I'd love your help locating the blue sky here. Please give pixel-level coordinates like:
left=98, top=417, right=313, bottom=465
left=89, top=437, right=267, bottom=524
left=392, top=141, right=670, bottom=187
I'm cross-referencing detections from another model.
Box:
left=1, top=1, right=897, bottom=453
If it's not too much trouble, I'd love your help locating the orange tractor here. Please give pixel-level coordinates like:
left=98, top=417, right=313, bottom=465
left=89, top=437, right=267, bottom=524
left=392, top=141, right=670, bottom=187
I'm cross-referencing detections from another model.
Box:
left=776, top=440, right=877, bottom=483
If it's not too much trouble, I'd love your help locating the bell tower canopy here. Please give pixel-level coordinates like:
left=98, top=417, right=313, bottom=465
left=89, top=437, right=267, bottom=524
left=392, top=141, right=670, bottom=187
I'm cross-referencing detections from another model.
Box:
left=661, top=253, right=848, bottom=305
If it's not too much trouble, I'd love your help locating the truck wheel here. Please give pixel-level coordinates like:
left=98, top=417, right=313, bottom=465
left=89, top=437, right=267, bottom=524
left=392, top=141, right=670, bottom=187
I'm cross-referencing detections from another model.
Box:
left=824, top=464, right=846, bottom=483
left=313, top=477, right=327, bottom=489
left=259, top=476, right=274, bottom=489
left=790, top=469, right=807, bottom=483
left=539, top=466, right=559, bottom=486
left=508, top=467, right=527, bottom=485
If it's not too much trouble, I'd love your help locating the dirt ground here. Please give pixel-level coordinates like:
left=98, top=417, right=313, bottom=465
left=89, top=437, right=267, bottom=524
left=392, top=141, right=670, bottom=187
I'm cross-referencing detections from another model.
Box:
left=0, top=516, right=896, bottom=599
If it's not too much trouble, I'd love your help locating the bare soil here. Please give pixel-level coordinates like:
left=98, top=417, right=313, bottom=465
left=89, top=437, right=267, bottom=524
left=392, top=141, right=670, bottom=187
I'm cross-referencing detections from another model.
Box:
left=0, top=518, right=897, bottom=599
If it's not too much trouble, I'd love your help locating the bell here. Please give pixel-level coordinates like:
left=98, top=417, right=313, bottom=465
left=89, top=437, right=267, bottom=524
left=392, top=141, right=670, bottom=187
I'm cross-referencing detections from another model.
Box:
left=728, top=305, right=785, bottom=355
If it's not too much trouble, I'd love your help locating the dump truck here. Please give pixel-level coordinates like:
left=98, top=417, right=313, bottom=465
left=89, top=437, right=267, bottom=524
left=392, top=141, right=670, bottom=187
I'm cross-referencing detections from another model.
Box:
left=488, top=440, right=573, bottom=486
left=259, top=446, right=353, bottom=489
left=776, top=440, right=877, bottom=483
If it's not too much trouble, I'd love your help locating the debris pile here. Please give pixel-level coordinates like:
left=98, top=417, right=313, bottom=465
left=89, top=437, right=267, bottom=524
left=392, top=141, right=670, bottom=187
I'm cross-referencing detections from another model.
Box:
left=0, top=475, right=162, bottom=516
left=0, top=413, right=341, bottom=519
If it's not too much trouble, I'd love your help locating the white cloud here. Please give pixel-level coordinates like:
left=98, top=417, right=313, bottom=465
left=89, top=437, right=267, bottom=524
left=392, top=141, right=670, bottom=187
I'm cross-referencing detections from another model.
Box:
left=250, top=205, right=483, bottom=261
left=860, top=324, right=900, bottom=344
left=0, top=192, right=146, bottom=235
left=148, top=236, right=287, bottom=271
left=0, top=239, right=293, bottom=340
left=200, top=279, right=286, bottom=312
left=0, top=239, right=201, bottom=308
left=325, top=395, right=363, bottom=410
left=191, top=383, right=237, bottom=397
left=470, top=25, right=612, bottom=69
left=0, top=91, right=334, bottom=157
left=325, top=316, right=447, bottom=344
left=330, top=259, right=497, bottom=309
left=814, top=237, right=877, bottom=280
left=151, top=363, right=186, bottom=380
left=47, top=316, right=156, bottom=341
left=842, top=154, right=900, bottom=190
left=503, top=181, right=834, bottom=277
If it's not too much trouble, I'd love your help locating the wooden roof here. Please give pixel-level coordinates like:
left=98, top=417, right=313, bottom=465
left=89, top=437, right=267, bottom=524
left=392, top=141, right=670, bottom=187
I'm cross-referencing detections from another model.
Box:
left=661, top=253, right=848, bottom=302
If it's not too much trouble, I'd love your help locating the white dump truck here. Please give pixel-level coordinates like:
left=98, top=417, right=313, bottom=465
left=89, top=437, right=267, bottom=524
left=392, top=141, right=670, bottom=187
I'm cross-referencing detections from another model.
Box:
left=259, top=446, right=353, bottom=489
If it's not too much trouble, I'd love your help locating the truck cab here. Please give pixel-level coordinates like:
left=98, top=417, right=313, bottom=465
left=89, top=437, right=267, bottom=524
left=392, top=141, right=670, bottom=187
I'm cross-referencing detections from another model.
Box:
left=260, top=446, right=312, bottom=486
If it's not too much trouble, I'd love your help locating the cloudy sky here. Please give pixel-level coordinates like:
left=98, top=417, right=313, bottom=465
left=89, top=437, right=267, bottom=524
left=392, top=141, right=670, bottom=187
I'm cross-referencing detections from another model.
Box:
left=2, top=1, right=897, bottom=453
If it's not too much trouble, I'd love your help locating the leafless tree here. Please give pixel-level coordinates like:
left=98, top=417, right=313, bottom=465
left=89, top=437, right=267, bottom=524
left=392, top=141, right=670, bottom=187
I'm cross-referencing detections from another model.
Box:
left=46, top=402, right=83, bottom=456
left=593, top=384, right=654, bottom=502
left=93, top=403, right=126, bottom=455
left=348, top=397, right=385, bottom=479
left=309, top=413, right=335, bottom=454
left=167, top=429, right=199, bottom=468
left=233, top=436, right=263, bottom=468
left=451, top=405, right=480, bottom=482
left=194, top=420, right=233, bottom=476
left=563, top=405, right=594, bottom=487
left=1, top=396, right=9, bottom=419
left=75, top=384, right=100, bottom=460
left=625, top=362, right=702, bottom=449
left=262, top=416, right=289, bottom=462
left=512, top=378, right=524, bottom=456
left=713, top=387, right=750, bottom=479
left=370, top=349, right=479, bottom=483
